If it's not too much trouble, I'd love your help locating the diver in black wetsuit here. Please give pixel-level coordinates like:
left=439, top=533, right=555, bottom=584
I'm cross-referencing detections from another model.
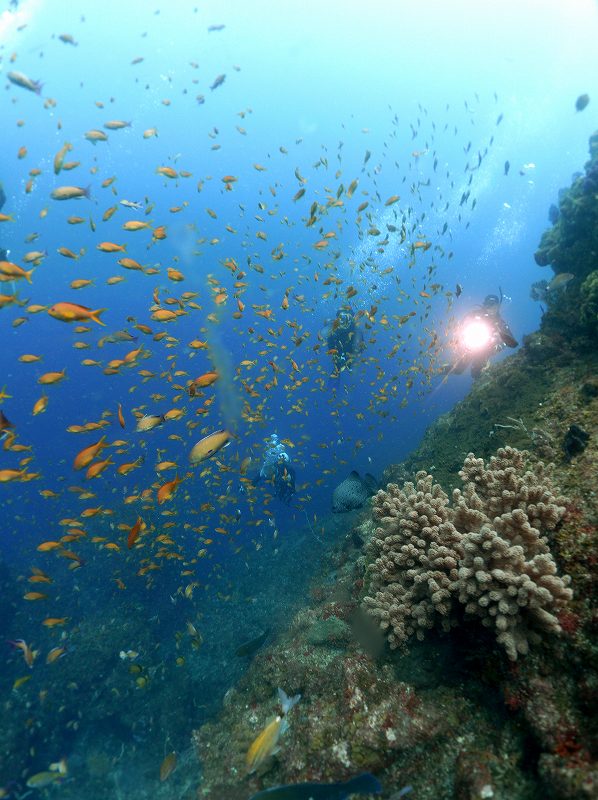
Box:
left=447, top=294, right=518, bottom=378
left=324, top=308, right=364, bottom=375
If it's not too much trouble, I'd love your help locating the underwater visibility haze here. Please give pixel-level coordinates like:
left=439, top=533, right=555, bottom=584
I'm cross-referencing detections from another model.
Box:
left=1, top=1, right=598, bottom=798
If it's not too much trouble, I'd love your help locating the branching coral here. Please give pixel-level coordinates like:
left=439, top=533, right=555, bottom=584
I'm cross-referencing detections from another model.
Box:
left=362, top=447, right=573, bottom=660
left=363, top=472, right=462, bottom=648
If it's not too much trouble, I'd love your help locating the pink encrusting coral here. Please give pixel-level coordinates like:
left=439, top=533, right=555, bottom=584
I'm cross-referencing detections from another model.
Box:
left=363, top=446, right=573, bottom=660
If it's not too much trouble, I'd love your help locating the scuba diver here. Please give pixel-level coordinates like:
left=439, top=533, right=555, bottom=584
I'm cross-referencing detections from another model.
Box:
left=253, top=434, right=296, bottom=504
left=445, top=292, right=518, bottom=378
left=323, top=307, right=364, bottom=375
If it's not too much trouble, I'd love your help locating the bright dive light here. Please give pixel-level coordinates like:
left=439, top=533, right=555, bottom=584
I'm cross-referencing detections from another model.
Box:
left=461, top=319, right=492, bottom=352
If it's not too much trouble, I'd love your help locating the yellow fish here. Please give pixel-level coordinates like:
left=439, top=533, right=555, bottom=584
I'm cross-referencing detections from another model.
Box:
left=189, top=430, right=232, bottom=464
left=26, top=772, right=62, bottom=789
left=246, top=688, right=300, bottom=772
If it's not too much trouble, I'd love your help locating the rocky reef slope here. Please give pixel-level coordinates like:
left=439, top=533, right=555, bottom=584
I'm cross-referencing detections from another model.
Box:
left=193, top=133, right=598, bottom=800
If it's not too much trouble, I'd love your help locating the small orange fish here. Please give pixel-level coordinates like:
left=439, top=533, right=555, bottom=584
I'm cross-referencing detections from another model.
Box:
left=74, top=436, right=107, bottom=471
left=37, top=541, right=62, bottom=552
left=118, top=257, right=145, bottom=271
left=57, top=247, right=80, bottom=260
left=48, top=303, right=106, bottom=326
left=50, top=186, right=90, bottom=201
left=32, top=395, right=48, bottom=417
left=9, top=639, right=38, bottom=667
left=116, top=457, right=143, bottom=476
left=38, top=369, right=67, bottom=385
left=156, top=166, right=178, bottom=179
left=157, top=475, right=182, bottom=505
left=46, top=646, right=67, bottom=664
left=97, top=242, right=126, bottom=253
left=86, top=457, right=113, bottom=480
left=85, top=129, right=108, bottom=143
left=127, top=516, right=143, bottom=549
left=104, top=120, right=131, bottom=130
left=122, top=220, right=151, bottom=231
left=0, top=261, right=34, bottom=283
left=151, top=309, right=178, bottom=322
left=187, top=372, right=219, bottom=396
left=54, top=142, right=73, bottom=174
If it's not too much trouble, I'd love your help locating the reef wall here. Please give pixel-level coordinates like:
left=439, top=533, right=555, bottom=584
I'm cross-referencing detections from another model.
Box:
left=192, top=132, right=598, bottom=800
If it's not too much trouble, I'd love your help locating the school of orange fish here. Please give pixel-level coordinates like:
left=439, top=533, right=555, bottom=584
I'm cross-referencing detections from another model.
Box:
left=0, top=13, right=503, bottom=709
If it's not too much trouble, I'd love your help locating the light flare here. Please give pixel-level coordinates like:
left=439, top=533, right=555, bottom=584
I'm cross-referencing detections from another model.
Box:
left=460, top=319, right=492, bottom=352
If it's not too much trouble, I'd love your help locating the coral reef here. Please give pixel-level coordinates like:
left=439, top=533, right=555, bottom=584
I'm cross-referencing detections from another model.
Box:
left=534, top=130, right=598, bottom=283
left=454, top=450, right=573, bottom=661
left=532, top=129, right=598, bottom=345
left=192, top=598, right=542, bottom=800
left=363, top=447, right=573, bottom=661
left=192, top=134, right=598, bottom=800
left=362, top=472, right=462, bottom=647
left=579, top=270, right=598, bottom=334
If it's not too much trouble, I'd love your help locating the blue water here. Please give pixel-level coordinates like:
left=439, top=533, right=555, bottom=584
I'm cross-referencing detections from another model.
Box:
left=1, top=0, right=597, bottom=796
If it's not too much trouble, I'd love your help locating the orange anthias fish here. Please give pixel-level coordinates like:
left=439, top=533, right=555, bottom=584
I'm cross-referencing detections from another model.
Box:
left=50, top=185, right=90, bottom=201
left=157, top=475, right=182, bottom=505
left=187, top=372, right=219, bottom=396
left=97, top=242, right=127, bottom=253
left=46, top=646, right=67, bottom=664
left=246, top=688, right=301, bottom=773
left=127, top=516, right=143, bottom=549
left=9, top=639, right=38, bottom=668
left=73, top=436, right=107, bottom=471
left=48, top=303, right=107, bottom=326
left=86, top=456, right=113, bottom=480
left=42, top=617, right=69, bottom=627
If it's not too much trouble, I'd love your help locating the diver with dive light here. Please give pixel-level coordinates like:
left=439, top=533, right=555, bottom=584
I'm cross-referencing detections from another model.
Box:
left=444, top=292, right=518, bottom=378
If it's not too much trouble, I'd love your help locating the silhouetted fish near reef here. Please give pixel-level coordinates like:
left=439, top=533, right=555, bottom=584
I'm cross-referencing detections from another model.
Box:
left=248, top=772, right=383, bottom=800
left=235, top=629, right=270, bottom=657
